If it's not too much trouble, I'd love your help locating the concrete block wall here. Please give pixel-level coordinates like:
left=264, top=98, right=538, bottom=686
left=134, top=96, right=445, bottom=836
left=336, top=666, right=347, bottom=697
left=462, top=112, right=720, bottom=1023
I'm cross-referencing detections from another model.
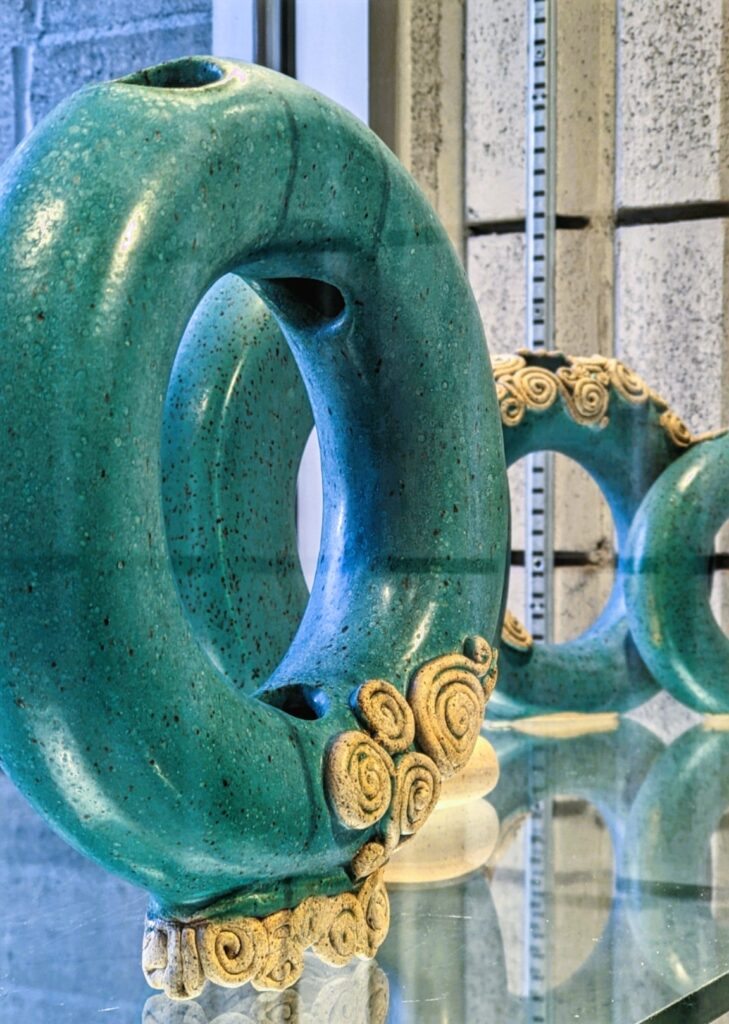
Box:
left=466, top=0, right=729, bottom=712
left=0, top=0, right=212, bottom=164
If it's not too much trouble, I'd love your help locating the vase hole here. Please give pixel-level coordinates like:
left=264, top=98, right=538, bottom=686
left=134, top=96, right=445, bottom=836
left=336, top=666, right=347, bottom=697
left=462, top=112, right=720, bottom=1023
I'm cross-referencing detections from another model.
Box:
left=506, top=453, right=616, bottom=644
left=259, top=277, right=346, bottom=328
left=297, top=427, right=323, bottom=593
left=120, top=59, right=225, bottom=90
left=711, top=518, right=729, bottom=639
left=257, top=683, right=329, bottom=720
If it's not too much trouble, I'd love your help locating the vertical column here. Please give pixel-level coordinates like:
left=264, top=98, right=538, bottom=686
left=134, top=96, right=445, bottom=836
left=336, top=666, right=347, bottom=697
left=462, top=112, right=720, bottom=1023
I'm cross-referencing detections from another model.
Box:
left=524, top=0, right=556, bottom=646
left=369, top=0, right=465, bottom=255
left=254, top=0, right=295, bottom=75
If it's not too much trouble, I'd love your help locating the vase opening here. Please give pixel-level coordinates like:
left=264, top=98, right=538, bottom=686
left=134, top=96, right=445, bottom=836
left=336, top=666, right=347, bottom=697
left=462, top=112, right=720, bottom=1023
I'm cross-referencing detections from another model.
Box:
left=120, top=58, right=226, bottom=90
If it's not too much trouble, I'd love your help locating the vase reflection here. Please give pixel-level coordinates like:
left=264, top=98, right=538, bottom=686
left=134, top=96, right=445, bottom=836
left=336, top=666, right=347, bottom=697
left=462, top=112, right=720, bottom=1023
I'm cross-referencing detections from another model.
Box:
left=142, top=957, right=389, bottom=1023
left=621, top=720, right=729, bottom=994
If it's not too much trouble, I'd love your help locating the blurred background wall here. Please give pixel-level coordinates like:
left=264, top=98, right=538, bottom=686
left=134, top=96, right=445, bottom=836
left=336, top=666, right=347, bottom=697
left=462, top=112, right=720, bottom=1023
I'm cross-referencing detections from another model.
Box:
left=0, top=0, right=213, bottom=161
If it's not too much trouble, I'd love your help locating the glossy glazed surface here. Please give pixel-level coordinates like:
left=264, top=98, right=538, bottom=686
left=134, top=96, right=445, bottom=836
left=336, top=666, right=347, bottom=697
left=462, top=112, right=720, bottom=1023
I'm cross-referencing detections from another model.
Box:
left=0, top=58, right=508, bottom=919
left=625, top=432, right=729, bottom=712
left=163, top=275, right=312, bottom=694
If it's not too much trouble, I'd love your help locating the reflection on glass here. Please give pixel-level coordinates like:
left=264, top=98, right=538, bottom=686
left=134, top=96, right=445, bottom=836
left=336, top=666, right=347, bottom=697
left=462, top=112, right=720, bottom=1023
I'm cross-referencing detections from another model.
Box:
left=7, top=706, right=729, bottom=1021
left=142, top=957, right=388, bottom=1023
left=621, top=722, right=729, bottom=996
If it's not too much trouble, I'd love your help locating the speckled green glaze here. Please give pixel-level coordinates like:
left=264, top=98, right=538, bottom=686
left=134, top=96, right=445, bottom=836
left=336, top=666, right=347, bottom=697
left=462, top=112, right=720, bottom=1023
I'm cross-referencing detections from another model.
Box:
left=0, top=58, right=508, bottom=922
left=624, top=432, right=729, bottom=712
left=491, top=350, right=690, bottom=717
left=163, top=274, right=311, bottom=692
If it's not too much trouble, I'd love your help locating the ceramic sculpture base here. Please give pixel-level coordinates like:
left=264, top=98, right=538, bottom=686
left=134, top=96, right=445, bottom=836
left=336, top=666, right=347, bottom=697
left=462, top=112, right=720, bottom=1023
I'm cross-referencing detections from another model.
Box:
left=142, top=639, right=500, bottom=998
left=143, top=870, right=389, bottom=999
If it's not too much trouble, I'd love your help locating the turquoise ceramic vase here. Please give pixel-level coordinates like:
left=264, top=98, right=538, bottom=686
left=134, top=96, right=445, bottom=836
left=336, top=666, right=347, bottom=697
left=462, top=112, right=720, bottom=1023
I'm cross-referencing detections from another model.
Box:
left=490, top=349, right=709, bottom=716
left=0, top=57, right=508, bottom=997
left=624, top=431, right=729, bottom=711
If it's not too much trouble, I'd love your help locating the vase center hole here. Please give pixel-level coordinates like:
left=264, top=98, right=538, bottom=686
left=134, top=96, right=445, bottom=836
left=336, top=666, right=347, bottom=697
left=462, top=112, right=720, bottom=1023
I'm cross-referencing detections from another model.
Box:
left=262, top=277, right=346, bottom=324
left=711, top=518, right=729, bottom=639
left=506, top=454, right=615, bottom=644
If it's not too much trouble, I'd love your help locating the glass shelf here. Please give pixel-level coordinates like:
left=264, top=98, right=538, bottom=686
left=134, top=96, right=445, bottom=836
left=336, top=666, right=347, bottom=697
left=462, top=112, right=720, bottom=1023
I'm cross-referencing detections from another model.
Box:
left=3, top=714, right=729, bottom=1023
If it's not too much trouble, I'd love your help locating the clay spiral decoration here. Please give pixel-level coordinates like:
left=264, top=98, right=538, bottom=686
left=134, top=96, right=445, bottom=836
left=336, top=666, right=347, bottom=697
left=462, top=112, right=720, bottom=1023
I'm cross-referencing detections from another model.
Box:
left=252, top=912, right=304, bottom=992
left=408, top=652, right=489, bottom=777
left=352, top=679, right=416, bottom=755
left=313, top=892, right=366, bottom=966
left=516, top=364, right=560, bottom=412
left=350, top=841, right=390, bottom=880
left=357, top=871, right=391, bottom=958
left=385, top=751, right=442, bottom=850
left=610, top=361, right=653, bottom=404
left=658, top=409, right=694, bottom=449
left=144, top=871, right=390, bottom=1001
left=326, top=732, right=395, bottom=829
left=198, top=919, right=268, bottom=988
left=493, top=351, right=699, bottom=439
left=292, top=895, right=335, bottom=948
left=501, top=609, right=533, bottom=652
left=560, top=369, right=611, bottom=427
left=0, top=56, right=508, bottom=996
left=143, top=922, right=206, bottom=1001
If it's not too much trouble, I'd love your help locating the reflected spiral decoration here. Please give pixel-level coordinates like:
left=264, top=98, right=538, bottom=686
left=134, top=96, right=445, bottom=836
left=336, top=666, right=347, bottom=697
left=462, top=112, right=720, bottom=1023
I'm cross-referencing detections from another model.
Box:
left=142, top=959, right=390, bottom=1022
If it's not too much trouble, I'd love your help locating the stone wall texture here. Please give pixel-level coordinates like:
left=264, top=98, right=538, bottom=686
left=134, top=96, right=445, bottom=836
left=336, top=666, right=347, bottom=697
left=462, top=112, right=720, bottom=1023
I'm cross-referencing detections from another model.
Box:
left=0, top=0, right=212, bottom=164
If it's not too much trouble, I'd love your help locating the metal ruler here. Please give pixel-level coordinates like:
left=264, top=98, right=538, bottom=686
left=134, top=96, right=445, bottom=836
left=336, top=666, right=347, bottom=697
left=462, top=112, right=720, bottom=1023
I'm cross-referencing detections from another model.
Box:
left=523, top=0, right=557, bottom=1019
left=525, top=0, right=556, bottom=643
